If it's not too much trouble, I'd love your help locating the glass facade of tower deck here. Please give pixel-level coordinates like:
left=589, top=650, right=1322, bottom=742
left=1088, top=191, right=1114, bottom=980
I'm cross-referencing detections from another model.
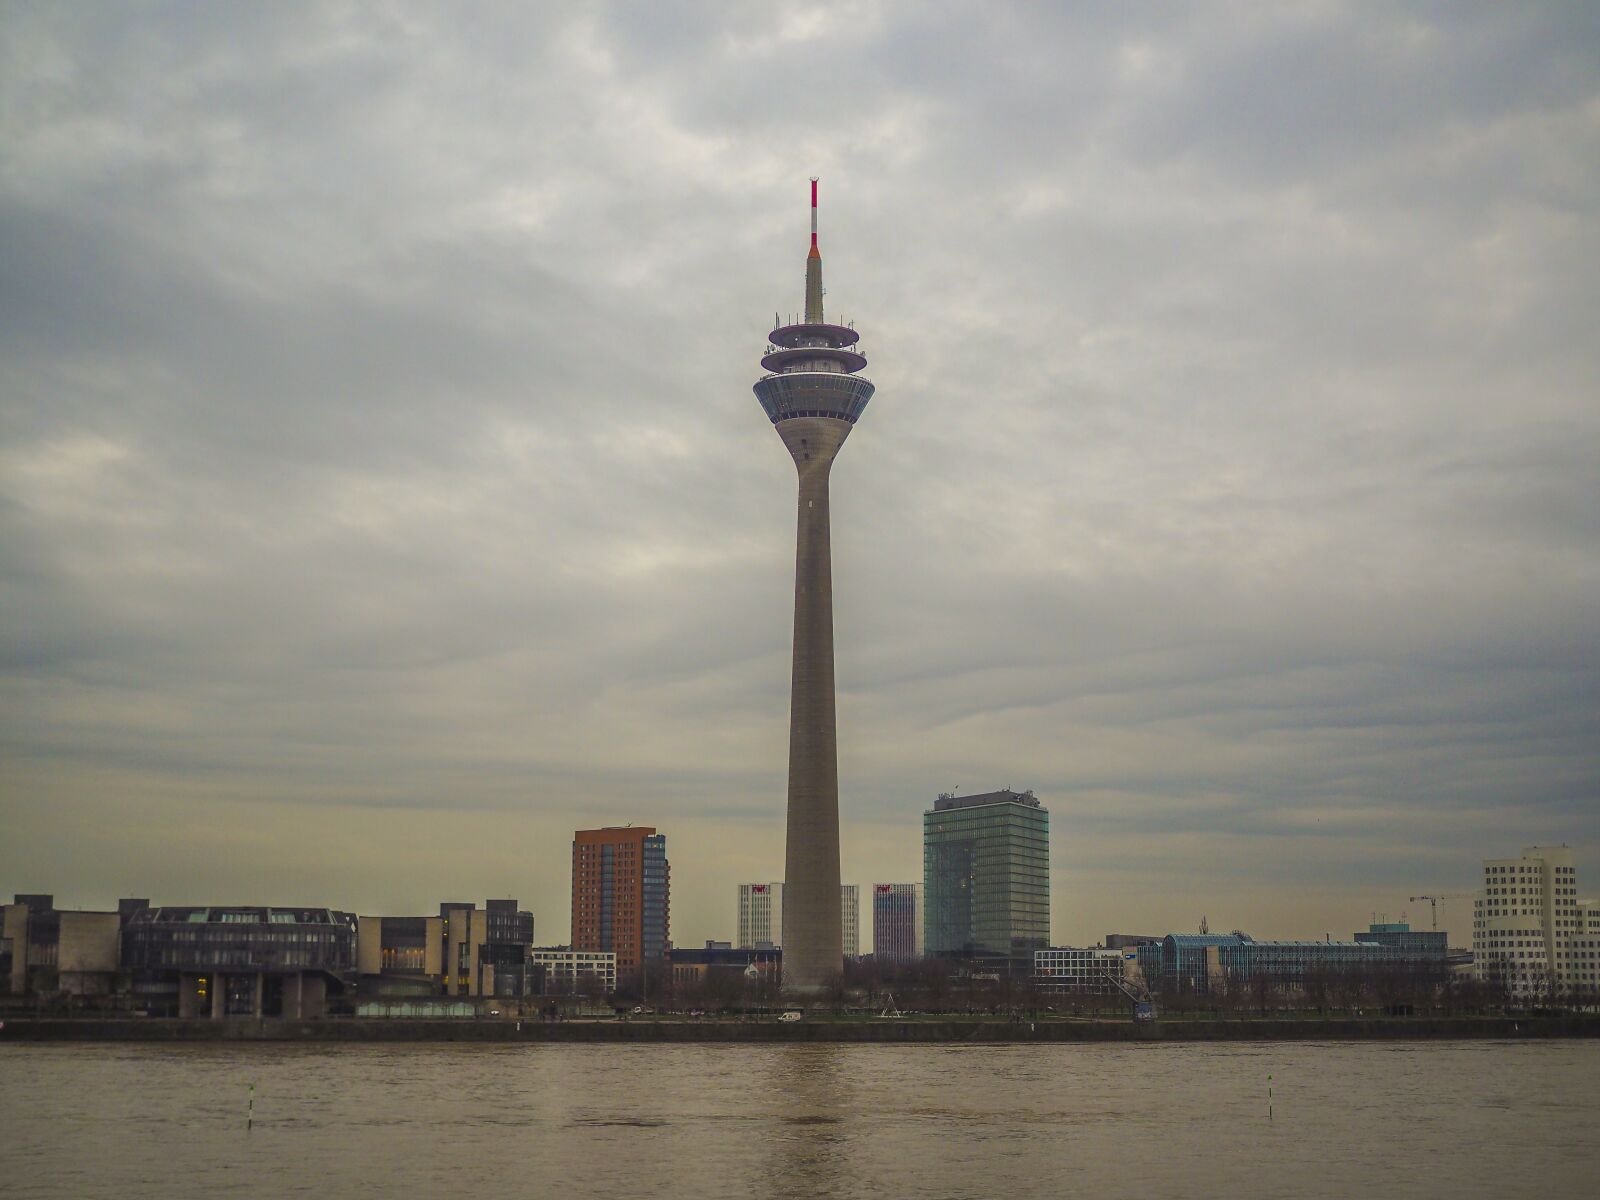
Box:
left=753, top=372, right=874, bottom=424
left=924, top=790, right=1050, bottom=966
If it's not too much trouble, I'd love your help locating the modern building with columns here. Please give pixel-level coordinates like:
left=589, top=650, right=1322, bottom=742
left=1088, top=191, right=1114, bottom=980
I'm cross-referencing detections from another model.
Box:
left=120, top=905, right=356, bottom=1018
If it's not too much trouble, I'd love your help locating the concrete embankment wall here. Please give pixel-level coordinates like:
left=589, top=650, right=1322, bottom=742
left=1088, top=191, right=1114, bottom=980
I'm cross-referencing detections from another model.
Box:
left=3, top=1016, right=1597, bottom=1043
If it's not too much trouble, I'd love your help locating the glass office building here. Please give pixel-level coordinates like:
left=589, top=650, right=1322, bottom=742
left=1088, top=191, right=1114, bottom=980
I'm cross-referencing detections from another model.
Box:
left=923, top=789, right=1049, bottom=966
left=641, top=834, right=670, bottom=963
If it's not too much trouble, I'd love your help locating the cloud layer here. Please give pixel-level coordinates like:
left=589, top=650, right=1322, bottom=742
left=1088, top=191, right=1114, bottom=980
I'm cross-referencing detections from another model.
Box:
left=3, top=2, right=1596, bottom=946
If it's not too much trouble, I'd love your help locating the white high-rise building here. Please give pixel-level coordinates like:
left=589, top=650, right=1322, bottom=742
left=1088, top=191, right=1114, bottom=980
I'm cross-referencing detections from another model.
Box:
left=1472, top=845, right=1598, bottom=1000
left=738, top=883, right=783, bottom=949
left=738, top=882, right=860, bottom=959
left=872, top=883, right=924, bottom=962
left=840, top=885, right=860, bottom=960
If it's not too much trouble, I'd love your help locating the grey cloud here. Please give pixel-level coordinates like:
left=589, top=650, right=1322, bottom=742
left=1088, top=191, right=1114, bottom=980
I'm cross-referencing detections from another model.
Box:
left=1, top=2, right=1596, bottom=945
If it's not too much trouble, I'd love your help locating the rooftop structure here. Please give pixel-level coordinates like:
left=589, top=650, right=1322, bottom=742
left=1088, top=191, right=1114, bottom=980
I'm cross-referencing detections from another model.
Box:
left=1354, top=921, right=1447, bottom=957
left=933, top=788, right=1042, bottom=813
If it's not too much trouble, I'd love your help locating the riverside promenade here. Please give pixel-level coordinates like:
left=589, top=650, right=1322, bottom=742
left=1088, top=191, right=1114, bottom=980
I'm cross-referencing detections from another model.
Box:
left=4, top=1015, right=1597, bottom=1043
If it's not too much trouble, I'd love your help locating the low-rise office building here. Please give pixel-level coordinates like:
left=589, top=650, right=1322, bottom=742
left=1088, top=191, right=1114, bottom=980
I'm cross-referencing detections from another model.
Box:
left=1035, top=947, right=1126, bottom=994
left=2, top=894, right=142, bottom=999
left=1354, top=921, right=1447, bottom=957
left=669, top=943, right=782, bottom=990
left=1141, top=931, right=1440, bottom=997
left=530, top=947, right=617, bottom=994
left=121, top=905, right=357, bottom=1018
left=357, top=899, right=535, bottom=999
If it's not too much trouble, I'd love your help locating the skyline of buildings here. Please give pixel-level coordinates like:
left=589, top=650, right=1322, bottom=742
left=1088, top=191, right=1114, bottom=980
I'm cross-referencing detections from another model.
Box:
left=7, top=839, right=1598, bottom=1017
left=15, top=811, right=1587, bottom=965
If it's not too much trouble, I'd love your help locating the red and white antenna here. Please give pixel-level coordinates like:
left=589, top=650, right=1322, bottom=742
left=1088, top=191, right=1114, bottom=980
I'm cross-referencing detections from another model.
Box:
left=809, top=176, right=819, bottom=256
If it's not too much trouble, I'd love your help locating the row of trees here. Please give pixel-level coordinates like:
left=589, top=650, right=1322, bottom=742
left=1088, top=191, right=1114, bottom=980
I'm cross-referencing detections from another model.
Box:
left=600, top=956, right=1599, bottom=1016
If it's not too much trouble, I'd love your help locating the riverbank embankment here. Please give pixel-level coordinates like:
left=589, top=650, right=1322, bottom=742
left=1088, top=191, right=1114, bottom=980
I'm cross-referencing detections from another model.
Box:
left=4, top=1015, right=1597, bottom=1043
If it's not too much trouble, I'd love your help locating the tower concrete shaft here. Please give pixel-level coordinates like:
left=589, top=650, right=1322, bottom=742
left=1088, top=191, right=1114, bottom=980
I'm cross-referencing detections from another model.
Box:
left=753, top=180, right=874, bottom=997
left=778, top=415, right=848, bottom=993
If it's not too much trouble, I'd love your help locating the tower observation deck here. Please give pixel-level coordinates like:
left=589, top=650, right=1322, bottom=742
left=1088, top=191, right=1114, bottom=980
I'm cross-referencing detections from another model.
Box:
left=754, top=179, right=874, bottom=998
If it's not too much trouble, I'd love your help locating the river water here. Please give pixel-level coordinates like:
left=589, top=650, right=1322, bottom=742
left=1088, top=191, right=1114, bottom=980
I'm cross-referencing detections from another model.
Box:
left=1, top=1041, right=1594, bottom=1198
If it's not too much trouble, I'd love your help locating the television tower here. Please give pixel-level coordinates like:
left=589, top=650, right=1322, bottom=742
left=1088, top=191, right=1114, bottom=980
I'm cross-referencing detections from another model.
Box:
left=753, top=179, right=875, bottom=996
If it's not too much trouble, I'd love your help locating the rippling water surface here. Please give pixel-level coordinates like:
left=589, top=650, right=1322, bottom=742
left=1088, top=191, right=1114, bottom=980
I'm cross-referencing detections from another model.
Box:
left=1, top=1041, right=1595, bottom=1198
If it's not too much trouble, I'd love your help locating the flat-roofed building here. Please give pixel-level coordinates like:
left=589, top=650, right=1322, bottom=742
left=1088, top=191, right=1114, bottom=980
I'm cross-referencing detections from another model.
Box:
left=924, top=790, right=1050, bottom=968
left=1035, top=947, right=1126, bottom=994
left=531, top=947, right=617, bottom=994
left=669, top=943, right=782, bottom=990
left=1355, top=921, right=1447, bottom=957
left=357, top=899, right=534, bottom=999
left=1143, top=932, right=1444, bottom=997
left=738, top=882, right=783, bottom=949
left=872, top=883, right=924, bottom=962
left=573, top=827, right=670, bottom=975
left=1, top=894, right=136, bottom=998
left=122, top=905, right=356, bottom=1018
left=840, top=885, right=860, bottom=959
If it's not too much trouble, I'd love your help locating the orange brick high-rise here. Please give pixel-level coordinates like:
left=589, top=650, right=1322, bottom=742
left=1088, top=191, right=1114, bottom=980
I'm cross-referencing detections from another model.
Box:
left=571, top=827, right=669, bottom=974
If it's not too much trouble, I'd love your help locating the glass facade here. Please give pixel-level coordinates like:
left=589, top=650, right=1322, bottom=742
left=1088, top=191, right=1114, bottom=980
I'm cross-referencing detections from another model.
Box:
left=1353, top=923, right=1447, bottom=957
left=122, top=907, right=356, bottom=972
left=923, top=790, right=1049, bottom=962
left=1147, top=932, right=1437, bottom=995
left=642, top=834, right=669, bottom=962
left=485, top=899, right=534, bottom=946
left=752, top=371, right=874, bottom=424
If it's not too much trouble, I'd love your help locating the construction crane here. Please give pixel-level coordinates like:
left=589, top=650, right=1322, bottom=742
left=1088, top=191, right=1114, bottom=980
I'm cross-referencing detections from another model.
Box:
left=1100, top=954, right=1158, bottom=1023
left=1409, top=894, right=1471, bottom=931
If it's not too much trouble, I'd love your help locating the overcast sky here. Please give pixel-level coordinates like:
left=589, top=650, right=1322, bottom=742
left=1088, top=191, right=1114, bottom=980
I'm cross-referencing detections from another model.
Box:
left=2, top=2, right=1596, bottom=949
